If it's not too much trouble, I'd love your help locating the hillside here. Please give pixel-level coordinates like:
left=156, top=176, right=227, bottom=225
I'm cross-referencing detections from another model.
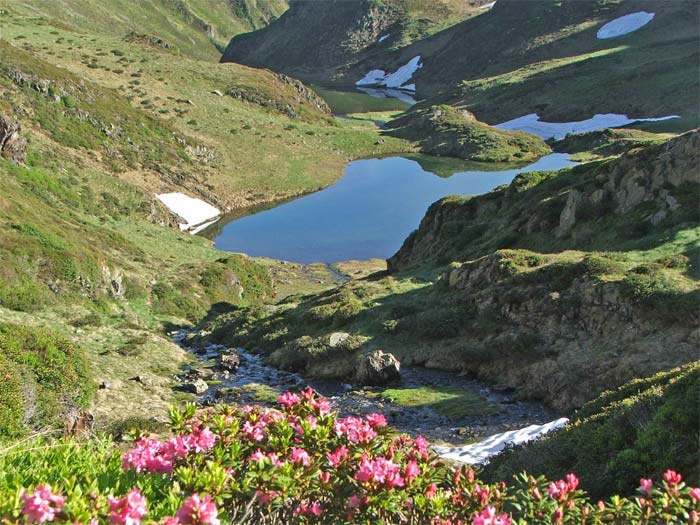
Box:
left=3, top=0, right=289, bottom=61
left=221, top=0, right=489, bottom=84
left=194, top=132, right=699, bottom=412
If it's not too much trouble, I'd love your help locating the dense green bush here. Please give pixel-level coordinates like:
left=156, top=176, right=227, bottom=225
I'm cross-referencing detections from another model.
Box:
left=0, top=324, right=95, bottom=438
left=483, top=364, right=700, bottom=499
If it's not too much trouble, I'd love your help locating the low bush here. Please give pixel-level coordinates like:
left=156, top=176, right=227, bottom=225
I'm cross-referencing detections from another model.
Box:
left=0, top=389, right=697, bottom=524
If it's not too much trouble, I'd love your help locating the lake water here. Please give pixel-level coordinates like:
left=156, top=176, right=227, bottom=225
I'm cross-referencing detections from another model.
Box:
left=311, top=85, right=413, bottom=114
left=210, top=153, right=576, bottom=263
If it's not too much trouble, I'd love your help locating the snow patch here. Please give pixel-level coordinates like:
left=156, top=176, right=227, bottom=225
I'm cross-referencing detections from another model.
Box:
left=356, top=69, right=388, bottom=86
left=355, top=55, right=422, bottom=91
left=157, top=192, right=220, bottom=233
left=433, top=418, right=569, bottom=465
left=495, top=113, right=680, bottom=141
left=378, top=34, right=390, bottom=43
left=479, top=1, right=496, bottom=9
left=597, top=11, right=655, bottom=39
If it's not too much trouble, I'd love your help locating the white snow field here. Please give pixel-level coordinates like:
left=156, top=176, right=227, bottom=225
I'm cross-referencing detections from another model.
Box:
left=480, top=1, right=496, bottom=9
left=597, top=11, right=655, bottom=39
left=356, top=56, right=422, bottom=91
left=378, top=34, right=390, bottom=43
left=433, top=417, right=569, bottom=464
left=156, top=193, right=220, bottom=233
left=495, top=113, right=680, bottom=141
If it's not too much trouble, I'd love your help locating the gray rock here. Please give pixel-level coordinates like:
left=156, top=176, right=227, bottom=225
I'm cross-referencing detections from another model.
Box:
left=329, top=332, right=350, bottom=348
left=355, top=350, right=401, bottom=386
left=183, top=378, right=208, bottom=394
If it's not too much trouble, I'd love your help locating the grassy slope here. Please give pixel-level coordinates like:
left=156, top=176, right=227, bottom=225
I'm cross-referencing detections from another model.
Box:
left=3, top=0, right=289, bottom=61
left=0, top=9, right=412, bottom=210
left=483, top=363, right=700, bottom=497
left=220, top=0, right=488, bottom=84
left=349, top=0, right=698, bottom=127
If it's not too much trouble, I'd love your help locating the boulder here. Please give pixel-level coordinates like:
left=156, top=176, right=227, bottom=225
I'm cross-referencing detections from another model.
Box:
left=219, top=350, right=241, bottom=372
left=355, top=350, right=401, bottom=386
left=329, top=332, right=350, bottom=347
left=182, top=378, right=208, bottom=394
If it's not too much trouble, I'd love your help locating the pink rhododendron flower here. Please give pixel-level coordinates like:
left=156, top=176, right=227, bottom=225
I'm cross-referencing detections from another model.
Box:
left=294, top=501, right=323, bottom=517
left=242, top=421, right=266, bottom=442
left=334, top=416, right=377, bottom=444
left=690, top=488, right=700, bottom=501
left=175, top=494, right=220, bottom=525
left=413, top=435, right=429, bottom=458
left=426, top=483, right=438, bottom=499
left=291, top=447, right=311, bottom=467
left=639, top=478, right=653, bottom=496
left=547, top=474, right=579, bottom=501
left=472, top=506, right=511, bottom=525
left=404, top=460, right=421, bottom=484
left=188, top=427, right=216, bottom=452
left=355, top=454, right=404, bottom=488
left=108, top=488, right=147, bottom=525
left=365, top=413, right=387, bottom=428
left=122, top=438, right=174, bottom=474
left=664, top=470, right=682, bottom=486
left=21, top=485, right=65, bottom=524
left=278, top=391, right=301, bottom=408
left=327, top=446, right=349, bottom=467
left=255, top=490, right=278, bottom=505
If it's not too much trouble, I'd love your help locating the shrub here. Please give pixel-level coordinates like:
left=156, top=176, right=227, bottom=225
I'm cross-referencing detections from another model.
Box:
left=0, top=389, right=697, bottom=524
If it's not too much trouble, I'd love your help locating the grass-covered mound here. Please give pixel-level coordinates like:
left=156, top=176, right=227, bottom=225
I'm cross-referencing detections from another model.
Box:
left=386, top=105, right=551, bottom=162
left=551, top=128, right=676, bottom=161
left=0, top=324, right=94, bottom=439
left=484, top=364, right=700, bottom=499
left=0, top=390, right=697, bottom=523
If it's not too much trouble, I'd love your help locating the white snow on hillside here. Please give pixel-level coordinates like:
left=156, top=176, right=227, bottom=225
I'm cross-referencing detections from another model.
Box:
left=356, top=56, right=422, bottom=91
left=495, top=113, right=680, bottom=140
left=157, top=193, right=220, bottom=233
left=378, top=34, right=390, bottom=43
left=433, top=418, right=569, bottom=464
left=597, top=11, right=655, bottom=39
left=480, top=1, right=496, bottom=9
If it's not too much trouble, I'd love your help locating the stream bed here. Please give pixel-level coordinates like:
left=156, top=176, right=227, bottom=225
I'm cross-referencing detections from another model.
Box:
left=175, top=332, right=557, bottom=446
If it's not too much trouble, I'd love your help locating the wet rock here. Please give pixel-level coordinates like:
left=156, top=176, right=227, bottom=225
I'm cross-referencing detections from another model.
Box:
left=182, top=378, right=208, bottom=394
left=219, top=350, right=241, bottom=372
left=355, top=350, right=401, bottom=386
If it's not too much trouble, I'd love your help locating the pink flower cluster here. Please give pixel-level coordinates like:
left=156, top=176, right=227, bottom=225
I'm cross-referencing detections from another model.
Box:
left=123, top=427, right=216, bottom=474
left=108, top=488, right=147, bottom=525
left=21, top=485, right=65, bottom=524
left=472, top=506, right=511, bottom=525
left=334, top=416, right=379, bottom=444
left=293, top=501, right=323, bottom=517
left=172, top=494, right=220, bottom=525
left=355, top=454, right=405, bottom=489
left=547, top=474, right=579, bottom=501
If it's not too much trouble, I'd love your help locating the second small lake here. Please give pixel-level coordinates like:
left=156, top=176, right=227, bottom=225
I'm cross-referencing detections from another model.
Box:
left=209, top=153, right=576, bottom=263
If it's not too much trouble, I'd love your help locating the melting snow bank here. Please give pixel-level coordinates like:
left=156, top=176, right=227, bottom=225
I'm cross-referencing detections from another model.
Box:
left=480, top=1, right=496, bottom=9
left=495, top=113, right=680, bottom=141
left=597, top=11, right=655, bottom=39
left=378, top=34, right=390, bottom=43
left=433, top=418, right=569, bottom=464
left=157, top=192, right=220, bottom=233
left=356, top=56, right=422, bottom=92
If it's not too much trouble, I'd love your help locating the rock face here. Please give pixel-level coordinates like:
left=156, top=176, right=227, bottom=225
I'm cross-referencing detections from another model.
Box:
left=219, top=350, right=241, bottom=372
left=182, top=378, right=209, bottom=394
left=0, top=113, right=27, bottom=165
left=355, top=350, right=401, bottom=386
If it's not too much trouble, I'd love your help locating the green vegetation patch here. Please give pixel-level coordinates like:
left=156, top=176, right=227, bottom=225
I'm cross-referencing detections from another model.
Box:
left=375, top=386, right=501, bottom=418
left=0, top=324, right=94, bottom=439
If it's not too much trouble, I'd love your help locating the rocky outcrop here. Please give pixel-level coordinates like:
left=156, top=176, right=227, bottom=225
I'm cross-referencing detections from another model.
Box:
left=0, top=113, right=27, bottom=165
left=355, top=350, right=401, bottom=386
left=389, top=131, right=700, bottom=271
